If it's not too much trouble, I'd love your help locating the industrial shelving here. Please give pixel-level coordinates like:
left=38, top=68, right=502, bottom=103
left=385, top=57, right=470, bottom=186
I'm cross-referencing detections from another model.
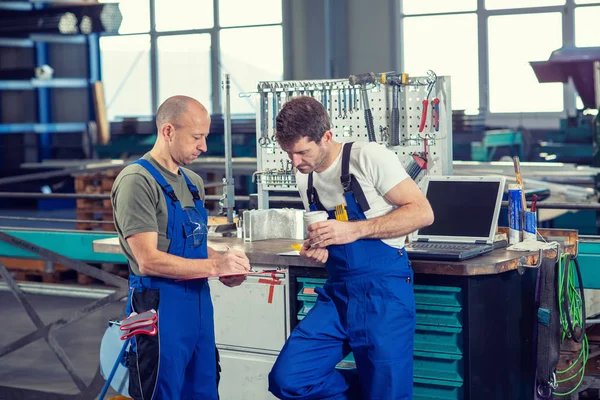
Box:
left=0, top=1, right=101, bottom=160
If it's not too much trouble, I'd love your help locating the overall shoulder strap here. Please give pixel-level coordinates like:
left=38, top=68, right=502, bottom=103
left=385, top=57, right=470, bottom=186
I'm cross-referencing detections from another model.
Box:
left=133, top=159, right=179, bottom=241
left=339, top=142, right=370, bottom=212
left=340, top=142, right=354, bottom=193
left=307, top=172, right=326, bottom=211
left=180, top=169, right=202, bottom=201
left=133, top=159, right=179, bottom=203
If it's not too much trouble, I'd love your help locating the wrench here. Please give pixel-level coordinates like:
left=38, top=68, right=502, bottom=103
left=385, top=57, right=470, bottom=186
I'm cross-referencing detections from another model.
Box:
left=342, top=87, right=347, bottom=119
left=337, top=86, right=343, bottom=119
left=258, top=86, right=270, bottom=147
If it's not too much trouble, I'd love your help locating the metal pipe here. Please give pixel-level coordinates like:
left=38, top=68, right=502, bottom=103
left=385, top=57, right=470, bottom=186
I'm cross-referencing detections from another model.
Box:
left=0, top=281, right=119, bottom=300
left=0, top=215, right=114, bottom=224
left=223, top=73, right=235, bottom=223
left=501, top=201, right=600, bottom=211
left=0, top=192, right=110, bottom=199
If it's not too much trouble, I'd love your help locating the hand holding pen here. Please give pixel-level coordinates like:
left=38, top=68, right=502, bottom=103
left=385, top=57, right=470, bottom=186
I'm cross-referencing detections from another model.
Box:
left=225, top=245, right=254, bottom=272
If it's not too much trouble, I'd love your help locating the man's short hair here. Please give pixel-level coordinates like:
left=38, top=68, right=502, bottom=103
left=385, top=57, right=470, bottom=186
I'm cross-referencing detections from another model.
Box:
left=275, top=96, right=331, bottom=148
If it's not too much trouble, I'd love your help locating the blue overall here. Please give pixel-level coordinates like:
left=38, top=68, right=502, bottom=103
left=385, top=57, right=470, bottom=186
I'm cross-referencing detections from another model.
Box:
left=269, top=142, right=416, bottom=400
left=125, top=159, right=218, bottom=400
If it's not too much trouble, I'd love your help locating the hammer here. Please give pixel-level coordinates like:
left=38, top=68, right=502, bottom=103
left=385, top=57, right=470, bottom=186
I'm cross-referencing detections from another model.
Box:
left=349, top=72, right=377, bottom=142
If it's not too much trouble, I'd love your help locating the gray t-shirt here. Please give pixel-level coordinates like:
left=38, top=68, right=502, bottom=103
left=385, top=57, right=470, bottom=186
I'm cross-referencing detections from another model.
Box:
left=111, top=153, right=205, bottom=275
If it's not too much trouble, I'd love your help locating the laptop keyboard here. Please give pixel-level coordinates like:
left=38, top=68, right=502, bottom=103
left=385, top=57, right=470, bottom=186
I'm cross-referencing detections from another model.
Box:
left=409, top=242, right=483, bottom=251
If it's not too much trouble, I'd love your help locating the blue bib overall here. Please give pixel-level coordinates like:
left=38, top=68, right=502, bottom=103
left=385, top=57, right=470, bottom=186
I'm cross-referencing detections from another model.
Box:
left=269, top=142, right=416, bottom=400
left=125, top=159, right=218, bottom=400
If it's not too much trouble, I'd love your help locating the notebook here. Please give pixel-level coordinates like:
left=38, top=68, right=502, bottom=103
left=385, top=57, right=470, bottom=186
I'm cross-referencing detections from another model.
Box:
left=404, top=175, right=506, bottom=261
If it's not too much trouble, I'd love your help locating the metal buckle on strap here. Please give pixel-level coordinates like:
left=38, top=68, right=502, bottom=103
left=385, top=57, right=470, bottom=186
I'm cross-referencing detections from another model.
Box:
left=341, top=174, right=352, bottom=192
left=536, top=373, right=557, bottom=398
left=550, top=372, right=558, bottom=389
left=166, top=190, right=179, bottom=202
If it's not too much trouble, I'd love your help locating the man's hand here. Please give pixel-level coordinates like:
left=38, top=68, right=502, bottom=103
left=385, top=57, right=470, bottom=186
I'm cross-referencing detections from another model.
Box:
left=299, top=240, right=328, bottom=264
left=219, top=275, right=247, bottom=287
left=307, top=220, right=360, bottom=248
left=216, top=248, right=250, bottom=276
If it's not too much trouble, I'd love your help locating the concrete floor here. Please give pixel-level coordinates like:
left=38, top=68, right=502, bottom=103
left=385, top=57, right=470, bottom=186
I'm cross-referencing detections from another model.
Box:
left=0, top=289, right=125, bottom=399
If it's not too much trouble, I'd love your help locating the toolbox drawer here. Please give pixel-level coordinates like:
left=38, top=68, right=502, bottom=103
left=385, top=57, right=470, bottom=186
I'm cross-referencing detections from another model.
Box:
left=211, top=272, right=287, bottom=352
left=414, top=351, right=464, bottom=383
left=414, top=285, right=462, bottom=308
left=414, top=325, right=463, bottom=355
left=416, top=304, right=463, bottom=328
left=297, top=300, right=315, bottom=320
left=413, top=377, right=463, bottom=400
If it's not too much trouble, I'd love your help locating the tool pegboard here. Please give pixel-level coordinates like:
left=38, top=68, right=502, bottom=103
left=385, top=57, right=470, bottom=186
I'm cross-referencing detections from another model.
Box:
left=253, top=71, right=453, bottom=197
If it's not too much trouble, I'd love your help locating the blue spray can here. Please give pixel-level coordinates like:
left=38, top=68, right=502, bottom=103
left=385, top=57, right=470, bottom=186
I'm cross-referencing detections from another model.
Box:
left=508, top=184, right=523, bottom=244
left=524, top=211, right=537, bottom=241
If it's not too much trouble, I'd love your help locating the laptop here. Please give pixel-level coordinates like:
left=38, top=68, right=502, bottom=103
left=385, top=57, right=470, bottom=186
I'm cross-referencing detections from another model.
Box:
left=404, top=175, right=506, bottom=261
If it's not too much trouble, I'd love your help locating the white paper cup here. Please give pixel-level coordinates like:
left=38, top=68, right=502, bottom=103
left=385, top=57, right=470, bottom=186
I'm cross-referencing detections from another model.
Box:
left=303, top=211, right=328, bottom=230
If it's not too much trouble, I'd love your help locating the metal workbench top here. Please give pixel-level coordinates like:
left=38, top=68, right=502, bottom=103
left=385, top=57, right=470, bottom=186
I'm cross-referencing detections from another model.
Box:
left=92, top=236, right=571, bottom=276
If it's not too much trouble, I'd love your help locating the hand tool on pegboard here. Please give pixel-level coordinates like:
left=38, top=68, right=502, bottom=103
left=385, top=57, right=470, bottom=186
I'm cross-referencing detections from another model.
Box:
left=322, top=85, right=330, bottom=118
left=258, top=84, right=270, bottom=147
left=385, top=73, right=409, bottom=147
left=271, top=84, right=283, bottom=142
left=419, top=70, right=437, bottom=134
left=349, top=72, right=378, bottom=142
left=432, top=98, right=440, bottom=132
left=337, top=86, right=343, bottom=119
left=342, top=87, right=348, bottom=119
left=348, top=86, right=353, bottom=115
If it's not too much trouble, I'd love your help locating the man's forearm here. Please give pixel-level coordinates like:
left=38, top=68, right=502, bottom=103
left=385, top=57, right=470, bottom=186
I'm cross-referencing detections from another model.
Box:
left=139, top=249, right=217, bottom=279
left=354, top=203, right=434, bottom=240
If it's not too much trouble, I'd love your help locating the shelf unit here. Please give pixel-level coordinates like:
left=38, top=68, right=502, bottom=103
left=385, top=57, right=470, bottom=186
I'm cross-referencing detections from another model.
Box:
left=0, top=1, right=100, bottom=161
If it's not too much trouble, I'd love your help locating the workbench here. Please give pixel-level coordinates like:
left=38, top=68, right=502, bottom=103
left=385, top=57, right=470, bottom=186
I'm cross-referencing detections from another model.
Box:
left=93, top=229, right=578, bottom=400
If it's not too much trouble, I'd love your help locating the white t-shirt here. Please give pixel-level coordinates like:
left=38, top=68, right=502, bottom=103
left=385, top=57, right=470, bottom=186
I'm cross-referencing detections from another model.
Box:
left=297, top=141, right=409, bottom=249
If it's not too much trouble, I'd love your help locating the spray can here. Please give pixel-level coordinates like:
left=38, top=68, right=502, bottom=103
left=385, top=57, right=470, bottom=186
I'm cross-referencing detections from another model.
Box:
left=524, top=211, right=537, bottom=241
left=508, top=184, right=523, bottom=244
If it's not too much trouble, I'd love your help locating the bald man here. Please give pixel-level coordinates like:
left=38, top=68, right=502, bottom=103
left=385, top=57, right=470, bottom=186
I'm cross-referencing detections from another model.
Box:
left=111, top=96, right=250, bottom=400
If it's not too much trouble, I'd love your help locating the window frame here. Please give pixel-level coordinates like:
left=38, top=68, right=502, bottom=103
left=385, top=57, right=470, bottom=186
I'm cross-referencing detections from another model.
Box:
left=100, top=0, right=285, bottom=119
left=398, top=0, right=599, bottom=122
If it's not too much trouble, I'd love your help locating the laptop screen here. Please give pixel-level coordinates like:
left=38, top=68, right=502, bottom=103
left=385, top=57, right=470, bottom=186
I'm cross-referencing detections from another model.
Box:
left=418, top=180, right=501, bottom=239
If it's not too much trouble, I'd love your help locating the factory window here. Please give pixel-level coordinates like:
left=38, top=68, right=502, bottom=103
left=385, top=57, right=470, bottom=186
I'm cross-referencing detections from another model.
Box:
left=157, top=34, right=212, bottom=113
left=100, top=35, right=153, bottom=120
left=99, top=0, right=284, bottom=120
left=100, top=0, right=150, bottom=34
left=155, top=0, right=214, bottom=32
left=403, top=13, right=479, bottom=114
left=488, top=13, right=563, bottom=113
left=402, top=0, right=475, bottom=15
left=485, top=0, right=564, bottom=10
left=220, top=26, right=284, bottom=114
left=575, top=6, right=600, bottom=46
left=219, top=0, right=282, bottom=27
left=400, top=0, right=592, bottom=118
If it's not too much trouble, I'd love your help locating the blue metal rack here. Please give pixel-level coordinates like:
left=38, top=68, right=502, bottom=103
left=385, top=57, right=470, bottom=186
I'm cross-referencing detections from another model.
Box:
left=0, top=20, right=101, bottom=161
